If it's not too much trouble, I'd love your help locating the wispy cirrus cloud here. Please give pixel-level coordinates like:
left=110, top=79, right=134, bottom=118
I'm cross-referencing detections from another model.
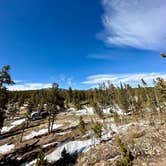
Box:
left=51, top=74, right=75, bottom=88
left=87, top=53, right=114, bottom=60
left=82, top=73, right=166, bottom=86
left=101, top=0, right=166, bottom=51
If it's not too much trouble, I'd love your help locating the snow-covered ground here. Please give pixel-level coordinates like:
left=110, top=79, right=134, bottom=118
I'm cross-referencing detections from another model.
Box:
left=102, top=105, right=124, bottom=115
left=46, top=138, right=99, bottom=162
left=74, top=106, right=94, bottom=115
left=0, top=144, right=15, bottom=154
left=46, top=121, right=146, bottom=163
left=56, top=131, right=71, bottom=135
left=102, top=121, right=146, bottom=141
left=1, top=118, right=26, bottom=133
left=69, top=105, right=124, bottom=116
left=110, top=121, right=146, bottom=133
left=42, top=142, right=59, bottom=148
left=23, top=159, right=37, bottom=166
left=112, top=105, right=124, bottom=115
left=23, top=124, right=63, bottom=140
left=22, top=120, right=146, bottom=165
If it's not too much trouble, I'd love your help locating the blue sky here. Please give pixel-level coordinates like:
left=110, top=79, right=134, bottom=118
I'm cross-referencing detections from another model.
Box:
left=0, top=0, right=166, bottom=90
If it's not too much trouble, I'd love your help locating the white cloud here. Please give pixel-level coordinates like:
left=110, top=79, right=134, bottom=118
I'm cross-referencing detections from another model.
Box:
left=13, top=80, right=24, bottom=83
left=82, top=73, right=166, bottom=86
left=50, top=74, right=75, bottom=88
left=66, top=78, right=72, bottom=86
left=101, top=0, right=166, bottom=51
left=7, top=76, right=75, bottom=91
left=8, top=83, right=52, bottom=91
left=88, top=54, right=113, bottom=60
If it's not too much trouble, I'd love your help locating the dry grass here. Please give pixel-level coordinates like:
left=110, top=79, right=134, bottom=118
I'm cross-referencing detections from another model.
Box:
left=128, top=129, right=145, bottom=139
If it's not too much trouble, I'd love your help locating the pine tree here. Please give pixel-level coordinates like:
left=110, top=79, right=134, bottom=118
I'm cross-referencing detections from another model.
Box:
left=113, top=112, right=120, bottom=126
left=0, top=65, right=14, bottom=135
left=116, top=137, right=134, bottom=166
left=47, top=83, right=65, bottom=134
left=68, top=87, right=73, bottom=103
left=0, top=65, right=14, bottom=87
left=91, top=122, right=102, bottom=139
left=118, top=83, right=130, bottom=113
left=92, top=101, right=103, bottom=118
left=78, top=116, right=86, bottom=134
left=36, top=150, right=46, bottom=166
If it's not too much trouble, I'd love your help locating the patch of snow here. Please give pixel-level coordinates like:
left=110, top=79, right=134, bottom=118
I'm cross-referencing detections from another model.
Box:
left=1, top=126, right=14, bottom=134
left=20, top=106, right=26, bottom=110
left=24, top=128, right=48, bottom=140
left=23, top=159, right=37, bottom=166
left=108, top=156, right=119, bottom=162
left=17, top=157, right=21, bottom=160
left=75, top=106, right=94, bottom=115
left=110, top=121, right=146, bottom=133
left=46, top=138, right=99, bottom=163
left=13, top=117, right=20, bottom=120
left=112, top=105, right=124, bottom=115
left=23, top=103, right=28, bottom=107
left=103, top=107, right=111, bottom=114
left=67, top=107, right=76, bottom=112
left=53, top=124, right=63, bottom=130
left=82, top=130, right=93, bottom=138
left=11, top=118, right=26, bottom=126
left=46, top=121, right=146, bottom=163
left=0, top=144, right=15, bottom=154
left=1, top=118, right=26, bottom=133
left=68, top=105, right=124, bottom=116
left=56, top=131, right=71, bottom=135
left=101, top=130, right=113, bottom=141
left=102, top=121, right=146, bottom=141
left=24, top=124, right=63, bottom=140
left=42, top=142, right=59, bottom=148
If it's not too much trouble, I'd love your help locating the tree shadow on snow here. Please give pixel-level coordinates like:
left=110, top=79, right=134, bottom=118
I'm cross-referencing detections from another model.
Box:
left=52, top=148, right=79, bottom=166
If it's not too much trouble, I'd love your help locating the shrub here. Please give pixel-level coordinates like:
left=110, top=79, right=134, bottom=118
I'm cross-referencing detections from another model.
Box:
left=92, top=101, right=103, bottom=118
left=113, top=112, right=120, bottom=126
left=116, top=137, right=134, bottom=166
left=35, top=150, right=46, bottom=166
left=91, top=122, right=103, bottom=139
left=78, top=116, right=86, bottom=134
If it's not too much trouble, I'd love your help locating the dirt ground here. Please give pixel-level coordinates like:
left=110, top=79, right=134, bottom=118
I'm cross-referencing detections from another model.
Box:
left=0, top=109, right=166, bottom=166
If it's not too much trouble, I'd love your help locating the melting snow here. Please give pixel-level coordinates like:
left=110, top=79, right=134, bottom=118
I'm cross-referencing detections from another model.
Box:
left=69, top=105, right=124, bottom=116
left=26, top=121, right=146, bottom=163
left=46, top=139, right=99, bottom=162
left=102, top=107, right=112, bottom=114
left=110, top=121, right=146, bottom=133
left=56, top=131, right=71, bottom=135
left=2, top=118, right=26, bottom=133
left=103, top=105, right=124, bottom=115
left=112, top=105, right=124, bottom=115
left=75, top=106, right=94, bottom=115
left=0, top=144, right=15, bottom=154
left=23, top=124, right=63, bottom=140
left=42, top=142, right=59, bottom=148
left=45, top=121, right=146, bottom=162
left=23, top=159, right=37, bottom=166
left=11, top=118, right=26, bottom=126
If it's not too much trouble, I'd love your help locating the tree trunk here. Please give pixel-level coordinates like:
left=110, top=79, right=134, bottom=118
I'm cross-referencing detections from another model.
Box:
left=50, top=114, right=56, bottom=133
left=20, top=128, right=24, bottom=143
left=48, top=114, right=51, bottom=134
